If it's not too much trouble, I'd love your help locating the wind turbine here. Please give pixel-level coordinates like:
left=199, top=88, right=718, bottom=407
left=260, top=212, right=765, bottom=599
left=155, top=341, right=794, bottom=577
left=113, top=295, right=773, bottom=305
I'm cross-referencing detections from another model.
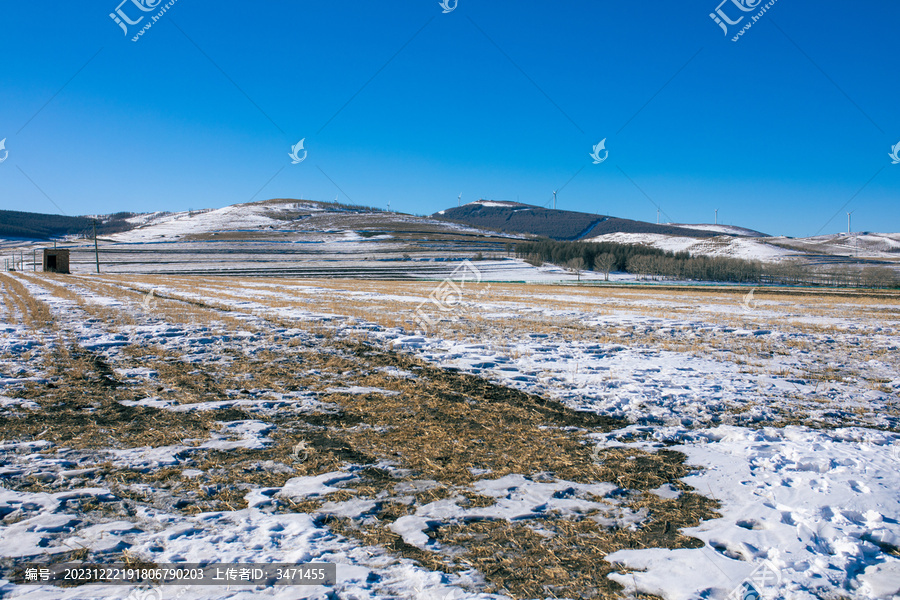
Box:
left=715, top=209, right=718, bottom=225
left=847, top=211, right=858, bottom=257
left=552, top=190, right=557, bottom=210
left=458, top=193, right=462, bottom=207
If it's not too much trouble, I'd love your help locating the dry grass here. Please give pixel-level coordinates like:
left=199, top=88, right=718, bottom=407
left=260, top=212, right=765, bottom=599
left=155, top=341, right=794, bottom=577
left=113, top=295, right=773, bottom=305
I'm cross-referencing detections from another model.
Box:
left=5, top=272, right=894, bottom=597
left=2, top=344, right=222, bottom=452
left=246, top=341, right=718, bottom=599
left=0, top=273, right=54, bottom=330
left=3, top=313, right=714, bottom=597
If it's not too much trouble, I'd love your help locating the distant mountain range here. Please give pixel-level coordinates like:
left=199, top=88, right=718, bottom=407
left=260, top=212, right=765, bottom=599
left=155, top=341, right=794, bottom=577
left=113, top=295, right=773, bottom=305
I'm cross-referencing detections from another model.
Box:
left=0, top=200, right=772, bottom=243
left=432, top=200, right=766, bottom=241
left=2, top=200, right=896, bottom=270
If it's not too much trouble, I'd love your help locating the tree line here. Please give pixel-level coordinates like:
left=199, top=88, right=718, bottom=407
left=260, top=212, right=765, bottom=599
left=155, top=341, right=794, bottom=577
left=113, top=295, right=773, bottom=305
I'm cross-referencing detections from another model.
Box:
left=515, top=239, right=900, bottom=288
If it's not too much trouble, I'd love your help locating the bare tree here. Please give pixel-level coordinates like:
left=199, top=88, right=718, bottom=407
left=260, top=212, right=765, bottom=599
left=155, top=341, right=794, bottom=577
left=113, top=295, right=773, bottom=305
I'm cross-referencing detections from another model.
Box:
left=862, top=266, right=900, bottom=289
left=594, top=253, right=616, bottom=281
left=567, top=257, right=585, bottom=281
left=627, top=255, right=650, bottom=280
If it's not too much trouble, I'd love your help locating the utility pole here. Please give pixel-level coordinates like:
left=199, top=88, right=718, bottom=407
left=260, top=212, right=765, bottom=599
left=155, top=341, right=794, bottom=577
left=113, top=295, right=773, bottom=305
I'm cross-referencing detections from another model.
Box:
left=33, top=249, right=36, bottom=272
left=93, top=219, right=100, bottom=274
left=657, top=209, right=660, bottom=225
left=847, top=212, right=852, bottom=235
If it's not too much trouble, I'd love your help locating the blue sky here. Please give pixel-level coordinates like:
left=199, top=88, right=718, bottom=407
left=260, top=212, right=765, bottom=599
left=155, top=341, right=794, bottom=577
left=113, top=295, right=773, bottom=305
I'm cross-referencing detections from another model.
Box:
left=1, top=1, right=898, bottom=237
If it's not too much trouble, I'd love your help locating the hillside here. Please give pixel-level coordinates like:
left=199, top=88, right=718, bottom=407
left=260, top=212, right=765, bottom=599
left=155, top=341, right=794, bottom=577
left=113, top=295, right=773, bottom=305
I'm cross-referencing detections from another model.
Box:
left=585, top=232, right=801, bottom=262
left=0, top=209, right=138, bottom=239
left=767, top=232, right=900, bottom=258
left=434, top=200, right=723, bottom=240
left=2, top=199, right=896, bottom=276
left=669, top=223, right=769, bottom=237
left=0, top=199, right=535, bottom=278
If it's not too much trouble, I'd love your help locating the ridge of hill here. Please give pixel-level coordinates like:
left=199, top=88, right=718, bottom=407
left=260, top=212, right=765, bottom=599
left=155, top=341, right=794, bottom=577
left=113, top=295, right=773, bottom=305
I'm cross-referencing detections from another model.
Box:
left=433, top=200, right=726, bottom=241
left=0, top=209, right=138, bottom=239
left=669, top=223, right=769, bottom=237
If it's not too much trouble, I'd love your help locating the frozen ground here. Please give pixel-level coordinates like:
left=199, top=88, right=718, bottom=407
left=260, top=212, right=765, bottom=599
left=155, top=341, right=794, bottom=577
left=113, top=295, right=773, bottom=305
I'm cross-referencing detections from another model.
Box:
left=0, top=272, right=897, bottom=599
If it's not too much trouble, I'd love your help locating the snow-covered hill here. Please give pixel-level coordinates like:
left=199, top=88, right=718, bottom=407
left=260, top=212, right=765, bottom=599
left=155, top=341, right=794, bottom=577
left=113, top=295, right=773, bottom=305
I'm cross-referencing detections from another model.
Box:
left=3, top=199, right=898, bottom=273
left=769, top=232, right=900, bottom=259
left=585, top=232, right=802, bottom=262
left=111, top=199, right=508, bottom=244
left=668, top=223, right=768, bottom=237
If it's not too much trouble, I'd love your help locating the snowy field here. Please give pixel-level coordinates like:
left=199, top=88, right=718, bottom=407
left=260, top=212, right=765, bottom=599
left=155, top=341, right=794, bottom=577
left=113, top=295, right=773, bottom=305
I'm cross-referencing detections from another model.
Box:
left=584, top=232, right=802, bottom=263
left=0, top=272, right=898, bottom=600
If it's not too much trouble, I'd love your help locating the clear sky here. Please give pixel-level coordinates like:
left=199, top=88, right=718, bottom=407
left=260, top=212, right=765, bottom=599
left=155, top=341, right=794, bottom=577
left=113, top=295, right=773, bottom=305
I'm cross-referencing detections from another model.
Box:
left=1, top=1, right=898, bottom=237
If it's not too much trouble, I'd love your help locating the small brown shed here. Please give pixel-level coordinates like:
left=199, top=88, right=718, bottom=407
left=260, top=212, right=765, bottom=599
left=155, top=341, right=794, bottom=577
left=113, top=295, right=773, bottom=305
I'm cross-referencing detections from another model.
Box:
left=43, top=249, right=70, bottom=273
